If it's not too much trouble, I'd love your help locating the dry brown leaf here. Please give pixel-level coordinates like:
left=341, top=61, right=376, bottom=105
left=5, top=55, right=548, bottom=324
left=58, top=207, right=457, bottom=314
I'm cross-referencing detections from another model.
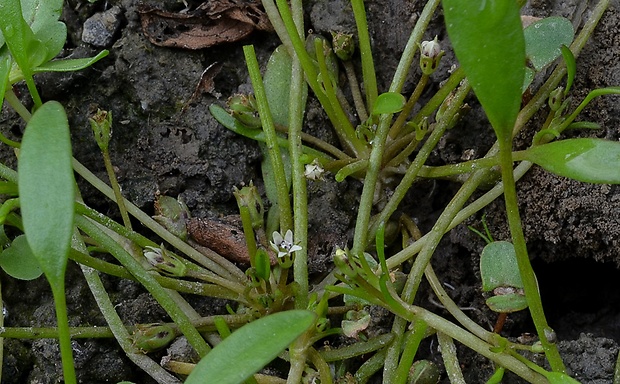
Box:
left=138, top=1, right=272, bottom=49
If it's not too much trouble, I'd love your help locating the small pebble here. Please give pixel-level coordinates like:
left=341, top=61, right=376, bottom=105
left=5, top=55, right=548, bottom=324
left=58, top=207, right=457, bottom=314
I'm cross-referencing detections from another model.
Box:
left=82, top=6, right=123, bottom=47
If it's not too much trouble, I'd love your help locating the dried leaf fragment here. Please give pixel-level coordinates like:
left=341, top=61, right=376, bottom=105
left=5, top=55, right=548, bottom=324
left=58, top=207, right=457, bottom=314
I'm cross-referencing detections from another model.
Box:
left=138, top=1, right=273, bottom=49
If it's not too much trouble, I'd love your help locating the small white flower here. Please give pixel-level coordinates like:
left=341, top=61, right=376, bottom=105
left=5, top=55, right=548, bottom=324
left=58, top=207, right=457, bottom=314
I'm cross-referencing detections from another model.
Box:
left=270, top=229, right=302, bottom=258
left=420, top=36, right=442, bottom=59
left=304, top=160, right=325, bottom=181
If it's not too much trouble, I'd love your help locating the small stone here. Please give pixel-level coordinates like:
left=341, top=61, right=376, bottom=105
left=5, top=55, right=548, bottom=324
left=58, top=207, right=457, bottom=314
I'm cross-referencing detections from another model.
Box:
left=82, top=6, right=123, bottom=47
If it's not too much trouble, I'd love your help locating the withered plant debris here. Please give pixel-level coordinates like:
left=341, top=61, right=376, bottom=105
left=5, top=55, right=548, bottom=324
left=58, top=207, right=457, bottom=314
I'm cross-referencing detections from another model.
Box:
left=138, top=1, right=273, bottom=49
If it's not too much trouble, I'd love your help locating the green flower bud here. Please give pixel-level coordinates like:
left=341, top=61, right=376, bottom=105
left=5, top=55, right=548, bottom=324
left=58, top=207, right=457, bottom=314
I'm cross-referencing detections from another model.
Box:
left=548, top=86, right=564, bottom=111
left=408, top=360, right=440, bottom=384
left=227, top=94, right=261, bottom=128
left=306, top=34, right=339, bottom=82
left=143, top=245, right=187, bottom=277
left=331, top=31, right=355, bottom=61
left=418, top=36, right=444, bottom=75
left=89, top=109, right=113, bottom=151
left=233, top=182, right=264, bottom=230
left=153, top=194, right=189, bottom=240
left=132, top=323, right=176, bottom=353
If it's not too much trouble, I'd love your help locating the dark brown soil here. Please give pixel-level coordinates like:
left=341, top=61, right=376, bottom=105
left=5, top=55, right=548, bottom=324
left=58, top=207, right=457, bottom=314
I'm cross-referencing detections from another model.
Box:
left=1, top=0, right=620, bottom=383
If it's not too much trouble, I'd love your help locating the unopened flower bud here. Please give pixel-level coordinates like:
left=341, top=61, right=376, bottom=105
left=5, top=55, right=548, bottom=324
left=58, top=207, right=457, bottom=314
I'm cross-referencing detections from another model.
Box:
left=153, top=194, right=189, bottom=240
left=419, top=36, right=444, bottom=75
left=548, top=86, right=564, bottom=111
left=89, top=109, right=113, bottom=151
left=143, top=245, right=187, bottom=277
left=132, top=323, right=176, bottom=353
left=331, top=31, right=355, bottom=61
left=228, top=94, right=261, bottom=128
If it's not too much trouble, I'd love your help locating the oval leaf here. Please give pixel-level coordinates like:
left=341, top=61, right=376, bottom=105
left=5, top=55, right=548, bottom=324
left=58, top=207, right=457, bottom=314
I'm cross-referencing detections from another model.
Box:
left=443, top=0, right=525, bottom=139
left=18, top=100, right=75, bottom=282
left=524, top=17, right=574, bottom=72
left=186, top=310, right=315, bottom=384
left=486, top=294, right=528, bottom=313
left=371, top=92, right=405, bottom=116
left=523, top=138, right=620, bottom=184
left=0, top=234, right=43, bottom=280
left=480, top=241, right=524, bottom=291
left=263, top=45, right=293, bottom=127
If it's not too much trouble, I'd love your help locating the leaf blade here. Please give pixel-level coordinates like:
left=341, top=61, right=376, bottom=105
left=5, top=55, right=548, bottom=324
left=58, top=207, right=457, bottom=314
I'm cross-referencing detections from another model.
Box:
left=443, top=0, right=525, bottom=139
left=18, top=100, right=75, bottom=282
left=185, top=310, right=315, bottom=384
left=523, top=138, right=620, bottom=184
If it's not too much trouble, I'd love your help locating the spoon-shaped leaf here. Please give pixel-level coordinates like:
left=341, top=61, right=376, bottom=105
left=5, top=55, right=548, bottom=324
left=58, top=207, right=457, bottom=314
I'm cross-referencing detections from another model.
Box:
left=18, top=100, right=74, bottom=282
left=18, top=100, right=76, bottom=383
left=443, top=0, right=525, bottom=139
left=522, top=138, right=620, bottom=184
left=186, top=310, right=315, bottom=384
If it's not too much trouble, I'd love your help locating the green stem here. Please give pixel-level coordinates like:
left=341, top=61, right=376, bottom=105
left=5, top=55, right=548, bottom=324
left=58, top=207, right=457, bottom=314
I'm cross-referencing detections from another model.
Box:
left=400, top=305, right=547, bottom=383
left=350, top=0, right=377, bottom=109
left=354, top=347, right=388, bottom=383
left=72, top=160, right=245, bottom=282
left=409, top=67, right=466, bottom=128
left=343, top=60, right=368, bottom=121
left=244, top=45, right=293, bottom=233
left=368, top=81, right=471, bottom=241
left=436, top=332, right=466, bottom=383
left=101, top=149, right=132, bottom=230
left=69, top=247, right=240, bottom=299
left=75, top=215, right=211, bottom=357
left=350, top=111, right=393, bottom=257
left=50, top=282, right=77, bottom=384
left=388, top=74, right=429, bottom=139
left=4, top=89, right=32, bottom=122
left=417, top=156, right=499, bottom=178
left=308, top=347, right=333, bottom=384
left=271, top=0, right=368, bottom=157
left=393, top=320, right=427, bottom=384
left=424, top=264, right=493, bottom=342
left=319, top=333, right=394, bottom=362
left=74, top=230, right=182, bottom=383
left=288, top=0, right=310, bottom=309
left=388, top=0, right=442, bottom=93
left=497, top=137, right=564, bottom=372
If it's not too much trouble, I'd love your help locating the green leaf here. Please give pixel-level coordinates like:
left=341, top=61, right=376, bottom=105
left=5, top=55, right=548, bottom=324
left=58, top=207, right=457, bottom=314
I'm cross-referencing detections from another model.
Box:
left=0, top=234, right=43, bottom=280
left=561, top=45, right=576, bottom=95
left=524, top=17, right=574, bottom=71
left=0, top=51, right=10, bottom=105
left=263, top=45, right=293, bottom=127
left=33, top=50, right=109, bottom=73
left=20, top=0, right=66, bottom=61
left=371, top=92, right=405, bottom=116
left=185, top=310, right=316, bottom=384
left=522, top=138, right=620, bottom=184
left=18, top=100, right=75, bottom=283
left=485, top=294, right=528, bottom=313
left=480, top=241, right=524, bottom=291
left=443, top=0, right=525, bottom=139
